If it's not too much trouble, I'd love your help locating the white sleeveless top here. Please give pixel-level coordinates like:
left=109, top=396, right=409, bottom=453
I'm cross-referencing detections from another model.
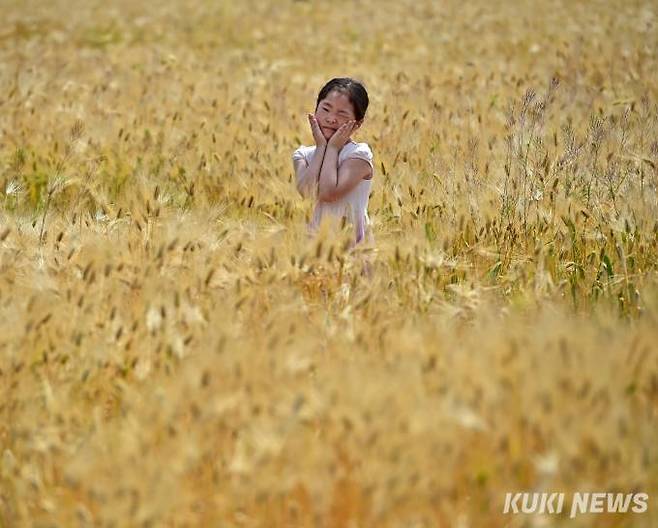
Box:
left=292, top=141, right=374, bottom=244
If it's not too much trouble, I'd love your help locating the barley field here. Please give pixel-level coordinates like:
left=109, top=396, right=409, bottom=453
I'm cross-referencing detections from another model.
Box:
left=1, top=0, right=657, bottom=526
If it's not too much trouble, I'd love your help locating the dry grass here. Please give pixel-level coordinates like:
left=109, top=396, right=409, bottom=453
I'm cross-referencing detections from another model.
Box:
left=1, top=0, right=658, bottom=526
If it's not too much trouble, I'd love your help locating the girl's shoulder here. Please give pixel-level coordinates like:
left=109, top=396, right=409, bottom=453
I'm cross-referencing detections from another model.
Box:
left=348, top=140, right=372, bottom=152
left=341, top=141, right=374, bottom=167
left=292, top=144, right=316, bottom=162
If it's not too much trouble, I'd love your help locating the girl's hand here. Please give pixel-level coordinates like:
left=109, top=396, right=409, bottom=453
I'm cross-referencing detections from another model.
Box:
left=327, top=120, right=356, bottom=150
left=307, top=113, right=327, bottom=147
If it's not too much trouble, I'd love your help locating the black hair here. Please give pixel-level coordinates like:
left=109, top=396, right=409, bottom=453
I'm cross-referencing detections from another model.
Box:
left=315, top=77, right=369, bottom=121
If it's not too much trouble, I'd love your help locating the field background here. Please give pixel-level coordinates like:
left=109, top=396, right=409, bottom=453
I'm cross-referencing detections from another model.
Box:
left=1, top=0, right=658, bottom=526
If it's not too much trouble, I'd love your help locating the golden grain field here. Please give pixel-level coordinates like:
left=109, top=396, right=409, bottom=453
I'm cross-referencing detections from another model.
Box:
left=1, top=0, right=657, bottom=526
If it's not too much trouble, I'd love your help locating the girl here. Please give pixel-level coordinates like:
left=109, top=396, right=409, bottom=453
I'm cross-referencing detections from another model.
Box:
left=292, top=77, right=375, bottom=251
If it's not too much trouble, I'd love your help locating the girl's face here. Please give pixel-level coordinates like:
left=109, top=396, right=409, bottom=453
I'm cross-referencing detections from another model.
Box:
left=315, top=90, right=361, bottom=140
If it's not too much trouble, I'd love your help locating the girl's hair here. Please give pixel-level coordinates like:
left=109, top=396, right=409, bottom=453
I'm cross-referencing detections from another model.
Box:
left=315, top=77, right=369, bottom=121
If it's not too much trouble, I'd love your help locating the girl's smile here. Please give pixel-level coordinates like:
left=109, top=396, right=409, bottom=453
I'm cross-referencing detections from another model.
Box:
left=321, top=125, right=338, bottom=137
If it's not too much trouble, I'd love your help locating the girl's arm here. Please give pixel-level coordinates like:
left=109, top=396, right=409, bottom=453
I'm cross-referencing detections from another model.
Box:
left=318, top=148, right=371, bottom=203
left=317, top=145, right=339, bottom=200
left=293, top=113, right=328, bottom=199
left=294, top=145, right=326, bottom=199
left=317, top=120, right=371, bottom=203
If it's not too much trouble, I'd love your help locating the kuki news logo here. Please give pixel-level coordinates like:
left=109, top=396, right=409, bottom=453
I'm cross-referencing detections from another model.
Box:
left=503, top=492, right=648, bottom=518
